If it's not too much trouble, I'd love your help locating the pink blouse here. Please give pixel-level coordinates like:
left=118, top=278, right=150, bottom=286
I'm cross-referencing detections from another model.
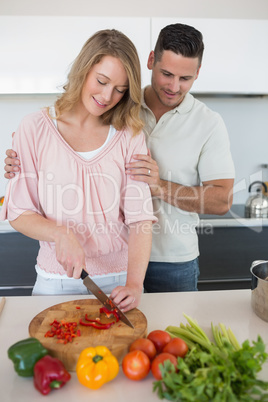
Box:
left=1, top=109, right=156, bottom=276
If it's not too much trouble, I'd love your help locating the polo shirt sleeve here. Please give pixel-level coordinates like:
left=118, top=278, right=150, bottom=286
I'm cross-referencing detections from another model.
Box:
left=198, top=114, right=235, bottom=182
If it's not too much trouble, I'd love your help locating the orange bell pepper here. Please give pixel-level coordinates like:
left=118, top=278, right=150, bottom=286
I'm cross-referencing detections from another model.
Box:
left=76, top=346, right=119, bottom=390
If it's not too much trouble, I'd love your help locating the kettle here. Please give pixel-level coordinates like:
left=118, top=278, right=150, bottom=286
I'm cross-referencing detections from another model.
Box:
left=245, top=181, right=268, bottom=218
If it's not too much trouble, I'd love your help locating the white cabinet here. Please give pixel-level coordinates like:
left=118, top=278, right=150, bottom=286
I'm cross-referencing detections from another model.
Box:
left=0, top=16, right=151, bottom=94
left=1, top=16, right=267, bottom=94
left=151, top=18, right=268, bottom=94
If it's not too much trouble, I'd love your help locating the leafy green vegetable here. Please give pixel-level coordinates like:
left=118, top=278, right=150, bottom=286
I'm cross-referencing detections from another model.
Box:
left=153, top=314, right=268, bottom=401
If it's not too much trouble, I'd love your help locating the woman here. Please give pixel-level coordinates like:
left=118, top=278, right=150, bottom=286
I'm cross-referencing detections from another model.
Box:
left=0, top=29, right=156, bottom=312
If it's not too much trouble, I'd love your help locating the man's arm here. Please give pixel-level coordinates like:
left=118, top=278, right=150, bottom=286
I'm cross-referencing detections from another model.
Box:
left=126, top=154, right=234, bottom=215
left=152, top=177, right=234, bottom=215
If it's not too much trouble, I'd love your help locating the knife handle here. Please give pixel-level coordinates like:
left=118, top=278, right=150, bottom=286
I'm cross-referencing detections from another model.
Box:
left=80, top=269, right=88, bottom=280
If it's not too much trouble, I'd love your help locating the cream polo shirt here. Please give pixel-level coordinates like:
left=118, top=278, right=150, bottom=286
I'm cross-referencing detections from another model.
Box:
left=140, top=89, right=235, bottom=263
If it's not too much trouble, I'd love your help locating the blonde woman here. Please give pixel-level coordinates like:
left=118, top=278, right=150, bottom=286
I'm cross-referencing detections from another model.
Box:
left=0, top=29, right=155, bottom=312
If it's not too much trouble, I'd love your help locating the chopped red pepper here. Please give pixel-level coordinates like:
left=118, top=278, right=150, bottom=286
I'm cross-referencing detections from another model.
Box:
left=84, top=314, right=105, bottom=324
left=45, top=306, right=120, bottom=338
left=44, top=320, right=80, bottom=344
left=79, top=306, right=120, bottom=330
left=76, top=306, right=81, bottom=309
left=79, top=318, right=114, bottom=329
left=100, top=306, right=120, bottom=322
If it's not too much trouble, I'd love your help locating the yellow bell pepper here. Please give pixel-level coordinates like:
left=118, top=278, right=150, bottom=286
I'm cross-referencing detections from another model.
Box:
left=76, top=346, right=119, bottom=390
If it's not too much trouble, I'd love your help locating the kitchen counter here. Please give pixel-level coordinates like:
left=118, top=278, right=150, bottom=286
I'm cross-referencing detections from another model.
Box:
left=0, top=220, right=16, bottom=233
left=1, top=203, right=268, bottom=294
left=199, top=204, right=268, bottom=228
left=1, top=204, right=268, bottom=232
left=0, top=290, right=267, bottom=401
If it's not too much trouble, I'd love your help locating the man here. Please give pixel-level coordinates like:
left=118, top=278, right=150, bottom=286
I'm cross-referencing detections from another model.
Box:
left=4, top=23, right=235, bottom=293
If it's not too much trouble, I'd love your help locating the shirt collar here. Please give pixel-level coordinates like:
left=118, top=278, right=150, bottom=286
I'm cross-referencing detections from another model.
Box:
left=141, top=86, right=195, bottom=115
left=141, top=86, right=149, bottom=110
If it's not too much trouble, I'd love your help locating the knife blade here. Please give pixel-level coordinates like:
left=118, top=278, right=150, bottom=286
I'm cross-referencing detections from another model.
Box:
left=81, top=269, right=134, bottom=328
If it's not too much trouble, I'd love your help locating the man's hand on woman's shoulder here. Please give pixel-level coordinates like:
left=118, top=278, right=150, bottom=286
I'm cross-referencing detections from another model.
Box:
left=4, top=149, right=20, bottom=179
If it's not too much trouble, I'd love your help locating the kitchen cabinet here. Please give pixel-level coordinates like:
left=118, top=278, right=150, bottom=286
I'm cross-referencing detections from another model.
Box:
left=0, top=16, right=151, bottom=93
left=1, top=16, right=267, bottom=94
left=197, top=205, right=268, bottom=291
left=0, top=232, right=39, bottom=296
left=151, top=18, right=268, bottom=94
left=198, top=226, right=268, bottom=290
left=2, top=206, right=268, bottom=295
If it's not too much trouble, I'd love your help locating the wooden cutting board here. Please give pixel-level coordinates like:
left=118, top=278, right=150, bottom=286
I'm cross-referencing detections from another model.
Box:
left=29, top=299, right=147, bottom=371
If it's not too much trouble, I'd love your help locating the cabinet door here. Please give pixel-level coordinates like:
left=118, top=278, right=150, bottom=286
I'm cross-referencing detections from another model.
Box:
left=197, top=226, right=268, bottom=291
left=0, top=16, right=151, bottom=93
left=0, top=232, right=39, bottom=296
left=151, top=18, right=268, bottom=94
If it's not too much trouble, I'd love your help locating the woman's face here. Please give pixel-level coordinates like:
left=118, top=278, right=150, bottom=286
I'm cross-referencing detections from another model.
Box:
left=81, top=55, right=129, bottom=117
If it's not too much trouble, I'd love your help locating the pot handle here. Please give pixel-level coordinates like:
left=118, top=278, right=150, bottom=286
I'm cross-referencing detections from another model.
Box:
left=248, top=181, right=267, bottom=193
left=251, top=260, right=268, bottom=269
left=250, top=260, right=268, bottom=290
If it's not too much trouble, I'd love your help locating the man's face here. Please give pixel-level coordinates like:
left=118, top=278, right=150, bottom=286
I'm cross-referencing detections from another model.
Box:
left=148, top=50, right=201, bottom=109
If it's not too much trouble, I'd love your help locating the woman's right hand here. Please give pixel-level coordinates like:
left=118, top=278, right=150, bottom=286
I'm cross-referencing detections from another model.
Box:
left=4, top=149, right=20, bottom=178
left=54, top=227, right=86, bottom=279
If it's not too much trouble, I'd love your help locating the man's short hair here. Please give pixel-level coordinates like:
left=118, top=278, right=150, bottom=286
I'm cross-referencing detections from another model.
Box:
left=154, top=23, right=204, bottom=66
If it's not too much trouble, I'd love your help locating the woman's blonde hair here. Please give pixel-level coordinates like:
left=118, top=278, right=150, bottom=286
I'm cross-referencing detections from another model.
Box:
left=54, top=29, right=143, bottom=136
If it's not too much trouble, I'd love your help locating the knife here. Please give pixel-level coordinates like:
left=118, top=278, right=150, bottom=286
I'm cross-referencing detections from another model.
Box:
left=81, top=269, right=134, bottom=328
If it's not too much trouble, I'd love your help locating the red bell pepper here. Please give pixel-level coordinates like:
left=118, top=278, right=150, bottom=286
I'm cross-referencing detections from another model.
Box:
left=79, top=307, right=120, bottom=330
left=79, top=318, right=114, bottom=329
left=100, top=306, right=120, bottom=322
left=33, top=355, right=71, bottom=395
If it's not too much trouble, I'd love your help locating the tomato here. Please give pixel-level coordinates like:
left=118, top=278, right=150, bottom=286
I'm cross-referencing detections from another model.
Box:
left=122, top=350, right=151, bottom=381
left=163, top=337, right=189, bottom=358
left=147, top=330, right=171, bottom=353
left=151, top=352, right=177, bottom=380
left=129, top=338, right=157, bottom=360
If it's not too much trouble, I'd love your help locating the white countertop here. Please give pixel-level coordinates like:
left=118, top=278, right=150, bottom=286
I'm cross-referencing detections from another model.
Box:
left=199, top=217, right=268, bottom=228
left=1, top=204, right=268, bottom=231
left=0, top=290, right=267, bottom=401
left=199, top=204, right=268, bottom=228
left=2, top=218, right=268, bottom=233
left=0, top=220, right=15, bottom=233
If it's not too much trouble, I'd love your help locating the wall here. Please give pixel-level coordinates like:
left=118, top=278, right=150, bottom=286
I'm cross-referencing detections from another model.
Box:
left=1, top=0, right=268, bottom=206
left=196, top=95, right=268, bottom=204
left=1, top=0, right=268, bottom=18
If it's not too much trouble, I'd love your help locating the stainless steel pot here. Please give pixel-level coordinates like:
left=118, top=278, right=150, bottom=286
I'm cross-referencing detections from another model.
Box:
left=245, top=181, right=268, bottom=218
left=250, top=260, right=268, bottom=322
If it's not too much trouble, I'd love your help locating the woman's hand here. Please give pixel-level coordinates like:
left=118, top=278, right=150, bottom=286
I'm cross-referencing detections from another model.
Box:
left=110, top=221, right=153, bottom=313
left=4, top=148, right=20, bottom=178
left=54, top=227, right=86, bottom=279
left=10, top=212, right=86, bottom=279
left=110, top=283, right=143, bottom=313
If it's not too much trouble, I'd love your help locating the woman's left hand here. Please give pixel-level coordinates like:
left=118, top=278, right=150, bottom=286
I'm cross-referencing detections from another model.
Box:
left=110, top=284, right=142, bottom=312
